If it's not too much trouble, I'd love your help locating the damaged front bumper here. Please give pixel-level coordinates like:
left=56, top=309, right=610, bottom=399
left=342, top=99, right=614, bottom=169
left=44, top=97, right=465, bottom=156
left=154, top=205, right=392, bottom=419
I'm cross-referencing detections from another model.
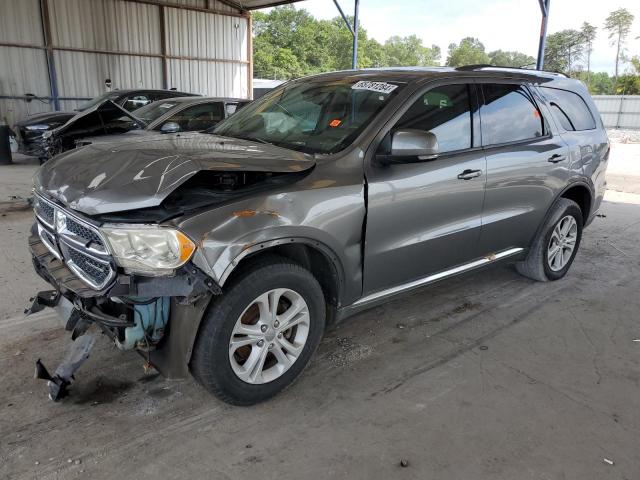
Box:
left=28, top=232, right=221, bottom=399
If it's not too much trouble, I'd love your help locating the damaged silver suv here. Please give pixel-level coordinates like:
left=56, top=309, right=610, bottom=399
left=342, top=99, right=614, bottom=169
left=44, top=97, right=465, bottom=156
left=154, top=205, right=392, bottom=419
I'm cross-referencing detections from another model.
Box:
left=28, top=67, right=608, bottom=405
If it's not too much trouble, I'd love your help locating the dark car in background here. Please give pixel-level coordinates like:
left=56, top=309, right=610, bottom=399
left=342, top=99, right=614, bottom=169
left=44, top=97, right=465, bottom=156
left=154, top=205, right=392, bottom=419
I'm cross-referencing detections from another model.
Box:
left=13, top=89, right=197, bottom=160
left=71, top=96, right=250, bottom=150
left=40, top=96, right=249, bottom=157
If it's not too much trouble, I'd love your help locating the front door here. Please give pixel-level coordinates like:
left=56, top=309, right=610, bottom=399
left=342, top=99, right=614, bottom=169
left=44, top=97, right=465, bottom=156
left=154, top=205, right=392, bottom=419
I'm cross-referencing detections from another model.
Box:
left=363, top=82, right=486, bottom=295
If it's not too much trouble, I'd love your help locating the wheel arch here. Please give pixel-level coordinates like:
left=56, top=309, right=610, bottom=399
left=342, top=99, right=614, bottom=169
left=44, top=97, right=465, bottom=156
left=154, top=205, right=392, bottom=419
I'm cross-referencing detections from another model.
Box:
left=559, top=182, right=593, bottom=224
left=220, top=238, right=346, bottom=324
left=525, top=180, right=594, bottom=252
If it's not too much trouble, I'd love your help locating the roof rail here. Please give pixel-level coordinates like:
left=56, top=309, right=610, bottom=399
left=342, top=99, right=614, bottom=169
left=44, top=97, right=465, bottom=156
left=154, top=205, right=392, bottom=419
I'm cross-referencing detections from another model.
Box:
left=455, top=64, right=567, bottom=77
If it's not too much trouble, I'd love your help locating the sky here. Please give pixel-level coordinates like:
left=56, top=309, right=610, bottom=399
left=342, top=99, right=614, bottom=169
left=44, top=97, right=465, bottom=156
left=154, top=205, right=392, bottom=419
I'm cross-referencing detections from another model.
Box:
left=264, top=0, right=640, bottom=74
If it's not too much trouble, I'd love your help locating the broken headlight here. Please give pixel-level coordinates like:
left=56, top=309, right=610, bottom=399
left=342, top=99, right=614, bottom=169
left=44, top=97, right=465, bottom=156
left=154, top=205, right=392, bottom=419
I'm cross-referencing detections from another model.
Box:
left=101, top=225, right=196, bottom=275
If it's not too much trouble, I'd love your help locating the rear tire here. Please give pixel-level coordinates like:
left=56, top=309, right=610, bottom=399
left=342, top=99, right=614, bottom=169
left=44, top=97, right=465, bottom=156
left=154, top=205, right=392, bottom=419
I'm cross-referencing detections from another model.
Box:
left=516, top=198, right=583, bottom=282
left=191, top=256, right=326, bottom=405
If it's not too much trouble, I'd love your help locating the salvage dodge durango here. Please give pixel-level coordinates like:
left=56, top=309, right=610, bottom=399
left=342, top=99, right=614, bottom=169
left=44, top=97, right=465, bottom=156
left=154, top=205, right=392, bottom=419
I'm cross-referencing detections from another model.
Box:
left=28, top=67, right=608, bottom=405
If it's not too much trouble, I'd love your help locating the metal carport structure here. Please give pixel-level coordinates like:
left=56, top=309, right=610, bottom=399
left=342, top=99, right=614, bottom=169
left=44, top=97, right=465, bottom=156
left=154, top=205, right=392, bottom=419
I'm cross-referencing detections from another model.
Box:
left=222, top=0, right=552, bottom=70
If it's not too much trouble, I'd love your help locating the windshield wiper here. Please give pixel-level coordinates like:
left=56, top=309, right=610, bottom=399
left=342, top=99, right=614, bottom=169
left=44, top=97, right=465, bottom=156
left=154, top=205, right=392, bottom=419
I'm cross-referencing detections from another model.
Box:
left=240, top=135, right=272, bottom=145
left=218, top=133, right=274, bottom=145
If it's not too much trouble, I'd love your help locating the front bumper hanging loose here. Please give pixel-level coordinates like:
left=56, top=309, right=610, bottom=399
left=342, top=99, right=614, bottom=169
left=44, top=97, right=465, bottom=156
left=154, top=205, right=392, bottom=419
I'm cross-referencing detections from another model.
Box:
left=34, top=333, right=97, bottom=401
left=27, top=231, right=222, bottom=401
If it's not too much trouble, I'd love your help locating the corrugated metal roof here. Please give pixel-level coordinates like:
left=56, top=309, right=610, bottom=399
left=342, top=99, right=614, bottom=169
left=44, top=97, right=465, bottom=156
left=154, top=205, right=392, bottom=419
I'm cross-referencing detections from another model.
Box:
left=49, top=0, right=162, bottom=54
left=168, top=0, right=240, bottom=13
left=218, top=0, right=305, bottom=10
left=0, top=0, right=44, bottom=45
left=168, top=58, right=248, bottom=98
left=54, top=50, right=164, bottom=97
left=1, top=0, right=251, bottom=123
left=0, top=46, right=50, bottom=96
left=165, top=7, right=248, bottom=61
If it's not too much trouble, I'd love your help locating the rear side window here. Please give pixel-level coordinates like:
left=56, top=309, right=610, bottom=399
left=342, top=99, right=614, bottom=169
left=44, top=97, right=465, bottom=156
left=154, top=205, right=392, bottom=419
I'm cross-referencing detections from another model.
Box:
left=480, top=84, right=545, bottom=145
left=541, top=87, right=596, bottom=131
left=395, top=84, right=473, bottom=153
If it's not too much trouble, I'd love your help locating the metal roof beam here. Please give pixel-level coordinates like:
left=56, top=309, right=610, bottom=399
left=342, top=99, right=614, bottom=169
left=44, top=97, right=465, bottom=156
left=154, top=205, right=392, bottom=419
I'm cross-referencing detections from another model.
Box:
left=536, top=0, right=550, bottom=70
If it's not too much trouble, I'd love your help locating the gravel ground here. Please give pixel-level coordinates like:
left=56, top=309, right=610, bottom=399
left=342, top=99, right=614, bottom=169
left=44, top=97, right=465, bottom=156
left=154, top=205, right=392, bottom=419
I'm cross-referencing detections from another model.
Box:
left=1, top=190, right=639, bottom=480
left=607, top=128, right=640, bottom=144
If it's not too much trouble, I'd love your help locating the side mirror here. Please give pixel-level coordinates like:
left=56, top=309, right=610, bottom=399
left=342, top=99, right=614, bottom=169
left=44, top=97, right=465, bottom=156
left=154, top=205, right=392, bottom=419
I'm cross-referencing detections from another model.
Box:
left=160, top=122, right=180, bottom=134
left=389, top=129, right=438, bottom=161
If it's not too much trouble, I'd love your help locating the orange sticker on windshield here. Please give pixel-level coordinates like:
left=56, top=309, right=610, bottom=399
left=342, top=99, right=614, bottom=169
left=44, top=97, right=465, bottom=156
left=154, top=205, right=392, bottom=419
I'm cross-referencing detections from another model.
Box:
left=329, top=119, right=342, bottom=127
left=533, top=109, right=540, bottom=118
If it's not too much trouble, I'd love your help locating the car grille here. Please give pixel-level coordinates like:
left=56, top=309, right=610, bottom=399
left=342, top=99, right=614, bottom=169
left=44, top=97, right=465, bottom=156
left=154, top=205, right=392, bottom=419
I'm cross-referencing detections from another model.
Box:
left=34, top=194, right=115, bottom=290
left=37, top=199, right=55, bottom=226
left=65, top=216, right=105, bottom=249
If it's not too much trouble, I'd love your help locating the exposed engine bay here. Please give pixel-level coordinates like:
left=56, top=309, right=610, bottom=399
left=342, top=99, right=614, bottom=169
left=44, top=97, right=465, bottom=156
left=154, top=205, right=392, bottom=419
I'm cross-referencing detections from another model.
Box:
left=95, top=169, right=307, bottom=223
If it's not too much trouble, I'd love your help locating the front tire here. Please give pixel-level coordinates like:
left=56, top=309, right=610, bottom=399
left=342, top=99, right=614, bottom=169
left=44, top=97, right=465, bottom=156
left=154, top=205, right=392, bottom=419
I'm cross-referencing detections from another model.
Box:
left=191, top=257, right=326, bottom=405
left=516, top=198, right=583, bottom=282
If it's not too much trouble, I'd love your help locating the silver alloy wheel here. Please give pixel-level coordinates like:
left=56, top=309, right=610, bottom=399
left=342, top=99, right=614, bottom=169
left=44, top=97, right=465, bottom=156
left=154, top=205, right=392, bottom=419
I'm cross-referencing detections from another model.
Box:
left=229, top=288, right=310, bottom=384
left=547, top=215, right=578, bottom=271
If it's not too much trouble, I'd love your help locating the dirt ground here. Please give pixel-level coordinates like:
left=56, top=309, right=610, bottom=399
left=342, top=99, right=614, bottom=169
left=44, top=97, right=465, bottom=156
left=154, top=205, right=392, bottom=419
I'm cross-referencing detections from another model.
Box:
left=1, top=189, right=639, bottom=480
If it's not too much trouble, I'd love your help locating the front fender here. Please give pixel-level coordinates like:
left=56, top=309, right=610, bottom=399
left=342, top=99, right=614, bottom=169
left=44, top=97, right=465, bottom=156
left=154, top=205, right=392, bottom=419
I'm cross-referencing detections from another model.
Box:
left=177, top=182, right=366, bottom=305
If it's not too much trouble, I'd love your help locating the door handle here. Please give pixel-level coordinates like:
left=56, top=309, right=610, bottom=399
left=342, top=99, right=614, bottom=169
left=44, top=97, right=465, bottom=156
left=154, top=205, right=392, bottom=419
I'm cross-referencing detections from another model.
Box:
left=457, top=169, right=482, bottom=180
left=548, top=154, right=566, bottom=163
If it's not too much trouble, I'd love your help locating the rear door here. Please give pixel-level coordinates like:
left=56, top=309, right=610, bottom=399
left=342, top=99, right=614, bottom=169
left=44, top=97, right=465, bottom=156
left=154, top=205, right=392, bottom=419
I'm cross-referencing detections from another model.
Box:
left=363, top=81, right=486, bottom=295
left=477, top=81, right=570, bottom=255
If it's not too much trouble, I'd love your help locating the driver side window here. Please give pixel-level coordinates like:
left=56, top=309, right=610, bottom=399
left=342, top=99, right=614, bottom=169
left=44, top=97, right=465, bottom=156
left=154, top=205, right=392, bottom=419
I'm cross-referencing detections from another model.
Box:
left=393, top=84, right=473, bottom=154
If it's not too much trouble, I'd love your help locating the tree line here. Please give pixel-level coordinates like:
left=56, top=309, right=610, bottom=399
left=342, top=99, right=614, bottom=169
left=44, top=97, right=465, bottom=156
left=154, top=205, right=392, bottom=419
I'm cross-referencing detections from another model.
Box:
left=253, top=6, right=639, bottom=95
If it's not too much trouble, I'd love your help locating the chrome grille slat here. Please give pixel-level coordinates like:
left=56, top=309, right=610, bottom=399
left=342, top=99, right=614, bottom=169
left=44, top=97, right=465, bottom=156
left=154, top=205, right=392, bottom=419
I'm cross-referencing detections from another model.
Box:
left=34, top=194, right=115, bottom=290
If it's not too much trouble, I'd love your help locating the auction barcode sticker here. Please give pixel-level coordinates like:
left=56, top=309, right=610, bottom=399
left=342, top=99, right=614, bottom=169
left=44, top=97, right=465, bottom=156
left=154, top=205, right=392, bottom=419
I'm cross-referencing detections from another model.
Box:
left=351, top=81, right=398, bottom=94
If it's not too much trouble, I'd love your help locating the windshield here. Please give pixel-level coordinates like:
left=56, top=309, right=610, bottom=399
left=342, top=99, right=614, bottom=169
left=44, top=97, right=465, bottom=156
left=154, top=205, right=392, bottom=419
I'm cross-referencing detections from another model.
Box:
left=77, top=91, right=122, bottom=112
left=132, top=101, right=178, bottom=124
left=213, top=79, right=404, bottom=154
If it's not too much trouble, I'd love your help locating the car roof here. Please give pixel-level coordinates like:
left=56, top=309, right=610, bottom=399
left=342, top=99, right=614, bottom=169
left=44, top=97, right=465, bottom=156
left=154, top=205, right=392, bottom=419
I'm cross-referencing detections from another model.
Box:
left=157, top=96, right=249, bottom=104
left=298, top=66, right=578, bottom=89
left=110, top=89, right=198, bottom=96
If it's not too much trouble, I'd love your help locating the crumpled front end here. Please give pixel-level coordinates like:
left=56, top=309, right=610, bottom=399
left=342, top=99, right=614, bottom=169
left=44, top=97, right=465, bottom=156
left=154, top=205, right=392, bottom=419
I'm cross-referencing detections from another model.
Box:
left=28, top=193, right=220, bottom=400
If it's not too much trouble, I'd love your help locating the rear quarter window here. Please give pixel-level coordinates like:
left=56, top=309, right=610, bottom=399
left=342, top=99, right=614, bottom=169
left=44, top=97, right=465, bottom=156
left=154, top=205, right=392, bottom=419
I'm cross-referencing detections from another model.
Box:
left=541, top=87, right=596, bottom=131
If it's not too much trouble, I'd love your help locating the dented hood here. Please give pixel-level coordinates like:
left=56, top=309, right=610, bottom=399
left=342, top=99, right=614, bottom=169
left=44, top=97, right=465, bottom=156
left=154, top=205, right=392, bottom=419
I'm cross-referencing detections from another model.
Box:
left=51, top=100, right=146, bottom=139
left=34, top=132, right=315, bottom=215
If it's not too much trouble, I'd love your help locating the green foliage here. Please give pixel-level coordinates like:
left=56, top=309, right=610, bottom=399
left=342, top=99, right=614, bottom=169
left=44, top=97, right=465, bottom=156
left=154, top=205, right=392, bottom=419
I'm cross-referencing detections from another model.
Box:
left=604, top=8, right=635, bottom=79
left=543, top=30, right=584, bottom=74
left=575, top=71, right=614, bottom=95
left=251, top=6, right=639, bottom=96
left=488, top=50, right=535, bottom=68
left=384, top=35, right=441, bottom=67
left=252, top=6, right=441, bottom=79
left=614, top=56, right=640, bottom=94
left=445, top=37, right=489, bottom=67
left=580, top=22, right=597, bottom=79
left=615, top=74, right=640, bottom=94
left=604, top=8, right=635, bottom=43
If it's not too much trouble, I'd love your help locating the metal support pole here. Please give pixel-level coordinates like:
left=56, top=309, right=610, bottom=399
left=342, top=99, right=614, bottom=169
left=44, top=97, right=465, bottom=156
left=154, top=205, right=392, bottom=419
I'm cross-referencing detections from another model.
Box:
left=332, top=0, right=354, bottom=35
left=352, top=0, right=359, bottom=69
left=536, top=0, right=550, bottom=70
left=333, top=0, right=359, bottom=69
left=40, top=0, right=60, bottom=110
left=159, top=6, right=169, bottom=90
